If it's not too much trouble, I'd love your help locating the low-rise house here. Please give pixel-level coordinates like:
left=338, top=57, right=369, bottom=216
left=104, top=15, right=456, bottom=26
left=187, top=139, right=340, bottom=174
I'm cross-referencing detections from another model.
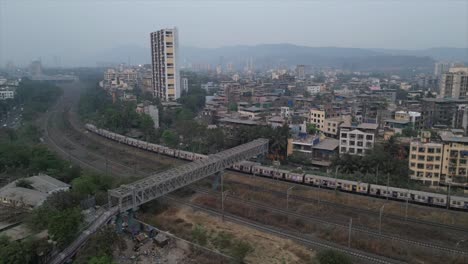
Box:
left=0, top=174, right=70, bottom=209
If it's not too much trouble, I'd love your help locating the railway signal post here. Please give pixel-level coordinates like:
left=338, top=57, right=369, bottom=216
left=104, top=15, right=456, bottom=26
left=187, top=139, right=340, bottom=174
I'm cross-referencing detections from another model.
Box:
left=379, top=204, right=385, bottom=234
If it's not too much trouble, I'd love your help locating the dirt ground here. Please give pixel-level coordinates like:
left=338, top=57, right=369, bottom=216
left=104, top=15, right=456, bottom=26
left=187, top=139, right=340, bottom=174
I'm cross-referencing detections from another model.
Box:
left=221, top=171, right=468, bottom=228
left=114, top=235, right=194, bottom=264
left=138, top=206, right=316, bottom=264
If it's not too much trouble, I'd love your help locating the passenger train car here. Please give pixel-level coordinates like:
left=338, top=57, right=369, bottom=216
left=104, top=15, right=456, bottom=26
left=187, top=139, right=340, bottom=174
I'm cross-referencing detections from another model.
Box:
left=85, top=124, right=468, bottom=211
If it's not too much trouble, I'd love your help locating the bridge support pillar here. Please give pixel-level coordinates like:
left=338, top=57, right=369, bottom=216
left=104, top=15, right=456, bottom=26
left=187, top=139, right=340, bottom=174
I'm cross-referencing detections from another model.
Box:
left=216, top=170, right=228, bottom=222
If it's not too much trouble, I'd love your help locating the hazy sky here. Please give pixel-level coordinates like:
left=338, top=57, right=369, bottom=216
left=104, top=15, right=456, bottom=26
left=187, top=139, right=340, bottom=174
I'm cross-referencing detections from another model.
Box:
left=1, top=0, right=467, bottom=66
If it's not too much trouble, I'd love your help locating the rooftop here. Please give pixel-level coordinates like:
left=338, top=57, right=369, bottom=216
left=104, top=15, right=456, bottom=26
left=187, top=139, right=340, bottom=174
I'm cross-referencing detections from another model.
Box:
left=0, top=187, right=48, bottom=207
left=313, top=138, right=339, bottom=151
left=219, top=117, right=258, bottom=125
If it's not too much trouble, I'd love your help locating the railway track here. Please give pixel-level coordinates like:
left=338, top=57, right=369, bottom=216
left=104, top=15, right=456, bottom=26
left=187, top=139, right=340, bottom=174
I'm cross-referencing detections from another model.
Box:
left=43, top=101, right=151, bottom=178
left=222, top=177, right=468, bottom=234
left=163, top=195, right=405, bottom=264
left=189, top=185, right=468, bottom=256
left=47, top=103, right=468, bottom=238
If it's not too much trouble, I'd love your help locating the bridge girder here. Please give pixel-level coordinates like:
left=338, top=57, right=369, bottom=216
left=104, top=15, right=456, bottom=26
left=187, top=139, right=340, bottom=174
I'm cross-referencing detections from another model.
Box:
left=108, top=138, right=269, bottom=212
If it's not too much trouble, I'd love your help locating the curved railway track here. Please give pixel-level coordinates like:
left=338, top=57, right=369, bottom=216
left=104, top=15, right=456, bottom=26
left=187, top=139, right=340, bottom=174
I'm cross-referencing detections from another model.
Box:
left=43, top=91, right=468, bottom=262
left=44, top=105, right=468, bottom=258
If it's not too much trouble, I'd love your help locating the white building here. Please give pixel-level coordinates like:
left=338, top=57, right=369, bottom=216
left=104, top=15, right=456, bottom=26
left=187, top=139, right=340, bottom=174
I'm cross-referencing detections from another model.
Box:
left=151, top=27, right=180, bottom=101
left=306, top=85, right=321, bottom=95
left=280, top=107, right=291, bottom=118
left=0, top=89, right=14, bottom=100
left=136, top=103, right=159, bottom=129
left=201, top=82, right=218, bottom=91
left=182, top=77, right=189, bottom=92
left=339, top=123, right=378, bottom=156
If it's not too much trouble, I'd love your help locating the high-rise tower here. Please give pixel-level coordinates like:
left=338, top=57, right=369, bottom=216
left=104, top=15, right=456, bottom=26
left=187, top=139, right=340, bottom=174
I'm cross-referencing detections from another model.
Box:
left=150, top=27, right=180, bottom=101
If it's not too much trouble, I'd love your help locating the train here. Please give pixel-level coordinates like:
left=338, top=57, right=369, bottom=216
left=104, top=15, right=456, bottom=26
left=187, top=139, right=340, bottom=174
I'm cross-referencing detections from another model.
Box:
left=85, top=124, right=468, bottom=211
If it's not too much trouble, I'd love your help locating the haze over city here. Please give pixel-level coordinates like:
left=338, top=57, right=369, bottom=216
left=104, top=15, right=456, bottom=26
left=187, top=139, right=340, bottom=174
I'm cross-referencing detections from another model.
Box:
left=2, top=1, right=468, bottom=264
left=1, top=0, right=467, bottom=66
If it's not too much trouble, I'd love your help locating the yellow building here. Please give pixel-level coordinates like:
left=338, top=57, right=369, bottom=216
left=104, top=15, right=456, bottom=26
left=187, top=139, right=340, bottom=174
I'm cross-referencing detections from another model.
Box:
left=309, top=109, right=326, bottom=129
left=409, top=131, right=468, bottom=186
left=322, top=115, right=352, bottom=138
left=409, top=141, right=444, bottom=185
left=440, top=134, right=468, bottom=185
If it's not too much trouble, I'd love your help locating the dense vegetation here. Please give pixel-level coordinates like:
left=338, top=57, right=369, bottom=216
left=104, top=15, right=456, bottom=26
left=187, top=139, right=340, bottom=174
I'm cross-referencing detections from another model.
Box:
left=331, top=137, right=412, bottom=187
left=78, top=84, right=156, bottom=139
left=10, top=79, right=62, bottom=121
left=316, top=249, right=352, bottom=264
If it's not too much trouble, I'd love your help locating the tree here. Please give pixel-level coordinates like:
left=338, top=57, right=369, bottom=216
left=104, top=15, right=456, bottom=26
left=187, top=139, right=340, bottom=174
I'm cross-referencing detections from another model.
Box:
left=16, top=179, right=33, bottom=189
left=316, top=249, right=352, bottom=264
left=161, top=130, right=178, bottom=148
left=307, top=123, right=319, bottom=134
left=230, top=240, right=253, bottom=263
left=88, top=255, right=114, bottom=264
left=402, top=127, right=418, bottom=137
left=0, top=236, right=32, bottom=264
left=48, top=208, right=83, bottom=248
left=191, top=225, right=208, bottom=246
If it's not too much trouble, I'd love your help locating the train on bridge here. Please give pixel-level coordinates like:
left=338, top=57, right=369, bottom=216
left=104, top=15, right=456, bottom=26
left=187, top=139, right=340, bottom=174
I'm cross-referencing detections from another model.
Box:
left=85, top=124, right=468, bottom=211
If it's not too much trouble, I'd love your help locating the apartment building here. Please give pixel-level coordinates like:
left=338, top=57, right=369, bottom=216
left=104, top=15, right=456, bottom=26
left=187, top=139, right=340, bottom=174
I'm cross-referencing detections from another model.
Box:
left=408, top=131, right=468, bottom=186
left=309, top=109, right=326, bottom=129
left=339, top=123, right=378, bottom=156
left=151, top=27, right=180, bottom=101
left=0, top=88, right=14, bottom=100
left=409, top=140, right=444, bottom=185
left=421, top=98, right=468, bottom=128
left=439, top=67, right=468, bottom=99
left=321, top=115, right=352, bottom=138
left=440, top=133, right=468, bottom=186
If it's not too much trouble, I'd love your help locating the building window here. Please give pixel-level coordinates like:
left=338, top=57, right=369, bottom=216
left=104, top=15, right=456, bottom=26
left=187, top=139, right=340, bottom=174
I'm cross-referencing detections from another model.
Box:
left=366, top=135, right=373, bottom=140
left=341, top=133, right=347, bottom=138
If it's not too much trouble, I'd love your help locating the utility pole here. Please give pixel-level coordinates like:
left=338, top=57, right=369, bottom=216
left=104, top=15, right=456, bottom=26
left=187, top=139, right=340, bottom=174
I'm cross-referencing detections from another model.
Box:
left=386, top=173, right=390, bottom=201
left=334, top=165, right=340, bottom=190
left=348, top=218, right=353, bottom=248
left=286, top=186, right=294, bottom=210
left=447, top=183, right=451, bottom=210
left=105, top=144, right=109, bottom=177
left=375, top=165, right=379, bottom=184
left=221, top=190, right=229, bottom=222
left=379, top=204, right=385, bottom=234
left=317, top=181, right=321, bottom=205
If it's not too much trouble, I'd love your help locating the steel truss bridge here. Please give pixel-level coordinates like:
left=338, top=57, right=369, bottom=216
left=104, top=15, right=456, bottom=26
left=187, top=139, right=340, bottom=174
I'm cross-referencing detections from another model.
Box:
left=51, top=138, right=269, bottom=264
left=109, top=138, right=269, bottom=212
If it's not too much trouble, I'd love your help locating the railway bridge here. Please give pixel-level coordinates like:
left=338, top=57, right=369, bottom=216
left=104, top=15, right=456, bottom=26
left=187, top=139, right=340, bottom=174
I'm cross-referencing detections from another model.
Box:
left=50, top=138, right=269, bottom=264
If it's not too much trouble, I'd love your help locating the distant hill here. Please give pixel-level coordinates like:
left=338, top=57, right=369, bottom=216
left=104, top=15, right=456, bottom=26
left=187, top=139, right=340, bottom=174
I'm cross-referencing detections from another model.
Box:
left=88, top=44, right=467, bottom=72
left=372, top=47, right=468, bottom=61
